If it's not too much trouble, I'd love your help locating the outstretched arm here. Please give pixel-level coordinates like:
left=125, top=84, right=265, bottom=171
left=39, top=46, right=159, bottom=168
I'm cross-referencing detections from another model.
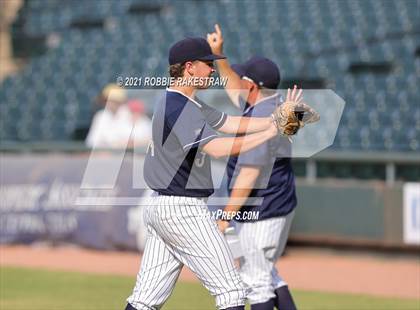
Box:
left=217, top=86, right=305, bottom=135
left=201, top=99, right=272, bottom=134
left=202, top=122, right=278, bottom=159
left=218, top=115, right=272, bottom=134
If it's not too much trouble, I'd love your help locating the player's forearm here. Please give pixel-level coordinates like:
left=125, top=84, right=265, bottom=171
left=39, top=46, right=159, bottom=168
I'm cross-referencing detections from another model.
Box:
left=224, top=187, right=253, bottom=215
left=203, top=126, right=277, bottom=158
left=216, top=59, right=243, bottom=89
left=224, top=168, right=258, bottom=213
left=215, top=59, right=245, bottom=107
left=220, top=115, right=272, bottom=134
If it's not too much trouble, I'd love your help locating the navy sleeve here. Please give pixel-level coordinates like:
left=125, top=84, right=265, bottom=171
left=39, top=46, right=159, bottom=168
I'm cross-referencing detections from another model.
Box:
left=196, top=99, right=227, bottom=130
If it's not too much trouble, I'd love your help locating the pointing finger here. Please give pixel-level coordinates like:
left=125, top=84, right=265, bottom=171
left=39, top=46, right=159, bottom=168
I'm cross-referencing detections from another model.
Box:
left=215, top=24, right=221, bottom=35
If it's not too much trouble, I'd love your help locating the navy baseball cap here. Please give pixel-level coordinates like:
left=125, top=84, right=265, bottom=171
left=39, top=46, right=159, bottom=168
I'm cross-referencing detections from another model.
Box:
left=231, top=63, right=246, bottom=77
left=232, top=56, right=281, bottom=89
left=169, top=37, right=226, bottom=65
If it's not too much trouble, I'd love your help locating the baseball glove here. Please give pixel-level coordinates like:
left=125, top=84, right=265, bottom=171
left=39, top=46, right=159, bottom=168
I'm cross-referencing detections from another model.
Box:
left=271, top=101, right=320, bottom=136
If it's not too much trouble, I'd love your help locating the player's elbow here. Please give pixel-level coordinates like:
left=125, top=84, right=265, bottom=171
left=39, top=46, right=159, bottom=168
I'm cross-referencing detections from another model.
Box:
left=212, top=151, right=227, bottom=159
left=203, top=147, right=225, bottom=159
left=202, top=140, right=228, bottom=159
left=218, top=119, right=236, bottom=135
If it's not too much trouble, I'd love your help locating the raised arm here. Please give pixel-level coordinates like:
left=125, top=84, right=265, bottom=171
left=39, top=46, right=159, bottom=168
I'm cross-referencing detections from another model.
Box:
left=207, top=24, right=248, bottom=107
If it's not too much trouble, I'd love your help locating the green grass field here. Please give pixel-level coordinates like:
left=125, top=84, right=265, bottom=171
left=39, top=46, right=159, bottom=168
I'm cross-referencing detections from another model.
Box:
left=0, top=267, right=418, bottom=310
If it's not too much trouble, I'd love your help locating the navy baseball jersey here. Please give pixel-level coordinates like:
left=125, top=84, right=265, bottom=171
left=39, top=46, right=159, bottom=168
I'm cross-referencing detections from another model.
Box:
left=144, top=88, right=227, bottom=197
left=227, top=93, right=297, bottom=221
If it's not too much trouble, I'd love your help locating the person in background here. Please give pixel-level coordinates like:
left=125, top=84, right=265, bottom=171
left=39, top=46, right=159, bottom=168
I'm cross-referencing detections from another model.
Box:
left=85, top=84, right=130, bottom=149
left=126, top=99, right=152, bottom=148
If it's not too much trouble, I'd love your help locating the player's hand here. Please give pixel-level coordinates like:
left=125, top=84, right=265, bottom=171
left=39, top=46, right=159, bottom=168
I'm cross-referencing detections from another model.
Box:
left=271, top=85, right=320, bottom=135
left=286, top=85, right=303, bottom=103
left=286, top=85, right=320, bottom=124
left=207, top=24, right=224, bottom=55
left=217, top=219, right=230, bottom=234
left=271, top=85, right=303, bottom=135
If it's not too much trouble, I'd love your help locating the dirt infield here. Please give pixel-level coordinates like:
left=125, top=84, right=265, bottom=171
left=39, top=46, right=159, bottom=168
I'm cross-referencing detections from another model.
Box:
left=0, top=245, right=419, bottom=299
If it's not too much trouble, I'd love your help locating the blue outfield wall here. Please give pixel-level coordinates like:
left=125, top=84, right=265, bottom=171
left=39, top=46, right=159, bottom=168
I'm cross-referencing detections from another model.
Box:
left=0, top=153, right=418, bottom=250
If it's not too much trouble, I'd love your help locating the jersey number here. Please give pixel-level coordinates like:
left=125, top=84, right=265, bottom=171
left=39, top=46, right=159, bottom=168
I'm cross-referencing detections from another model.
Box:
left=195, top=152, right=206, bottom=167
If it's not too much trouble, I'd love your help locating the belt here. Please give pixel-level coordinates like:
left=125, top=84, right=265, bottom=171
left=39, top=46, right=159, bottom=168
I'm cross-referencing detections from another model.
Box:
left=155, top=191, right=208, bottom=202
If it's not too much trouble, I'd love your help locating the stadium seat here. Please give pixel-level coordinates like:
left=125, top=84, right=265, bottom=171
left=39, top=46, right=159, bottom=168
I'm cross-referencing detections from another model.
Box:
left=0, top=0, right=418, bottom=151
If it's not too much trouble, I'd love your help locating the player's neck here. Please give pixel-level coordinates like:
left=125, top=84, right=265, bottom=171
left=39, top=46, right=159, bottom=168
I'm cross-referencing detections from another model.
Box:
left=169, top=85, right=195, bottom=98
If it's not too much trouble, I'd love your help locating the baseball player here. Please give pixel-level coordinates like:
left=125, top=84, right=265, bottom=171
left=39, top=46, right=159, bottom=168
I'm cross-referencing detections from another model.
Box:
left=207, top=25, right=298, bottom=310
left=125, top=37, right=297, bottom=310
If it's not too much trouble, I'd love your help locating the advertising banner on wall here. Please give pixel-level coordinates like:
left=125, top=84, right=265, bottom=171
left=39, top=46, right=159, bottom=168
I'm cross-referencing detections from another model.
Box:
left=0, top=153, right=149, bottom=251
left=403, top=183, right=420, bottom=245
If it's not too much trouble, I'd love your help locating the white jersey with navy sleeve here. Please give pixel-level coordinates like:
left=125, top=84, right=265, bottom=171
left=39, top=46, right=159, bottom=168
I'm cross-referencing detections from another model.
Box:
left=144, top=89, right=226, bottom=197
left=126, top=89, right=247, bottom=310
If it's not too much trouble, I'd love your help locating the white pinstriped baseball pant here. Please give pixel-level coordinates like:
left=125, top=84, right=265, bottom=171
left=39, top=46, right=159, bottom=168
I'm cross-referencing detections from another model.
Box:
left=127, top=195, right=246, bottom=310
left=235, top=211, right=295, bottom=305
